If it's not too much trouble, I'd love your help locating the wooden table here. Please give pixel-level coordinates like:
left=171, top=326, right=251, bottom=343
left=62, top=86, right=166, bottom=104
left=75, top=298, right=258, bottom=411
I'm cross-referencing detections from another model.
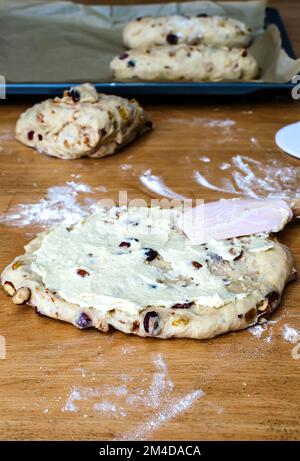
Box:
left=0, top=1, right=299, bottom=441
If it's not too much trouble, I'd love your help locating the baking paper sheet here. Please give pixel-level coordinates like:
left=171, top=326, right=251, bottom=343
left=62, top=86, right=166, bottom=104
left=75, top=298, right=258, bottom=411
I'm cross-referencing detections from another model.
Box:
left=0, top=0, right=299, bottom=83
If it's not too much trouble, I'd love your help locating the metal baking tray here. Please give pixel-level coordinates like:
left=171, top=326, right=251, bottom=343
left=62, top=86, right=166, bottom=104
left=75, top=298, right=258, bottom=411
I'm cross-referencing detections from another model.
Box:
left=4, top=7, right=298, bottom=97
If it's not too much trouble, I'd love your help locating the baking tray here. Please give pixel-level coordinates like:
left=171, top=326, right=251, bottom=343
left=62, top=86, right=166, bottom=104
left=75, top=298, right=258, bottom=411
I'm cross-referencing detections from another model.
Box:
left=3, top=7, right=298, bottom=97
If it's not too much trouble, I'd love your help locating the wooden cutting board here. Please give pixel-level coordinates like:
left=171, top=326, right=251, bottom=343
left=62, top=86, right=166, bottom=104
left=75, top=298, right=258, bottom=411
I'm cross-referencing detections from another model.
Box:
left=0, top=0, right=299, bottom=442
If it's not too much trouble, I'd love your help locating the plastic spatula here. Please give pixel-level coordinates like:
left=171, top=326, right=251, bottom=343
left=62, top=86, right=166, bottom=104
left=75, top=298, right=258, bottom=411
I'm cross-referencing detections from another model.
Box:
left=178, top=198, right=299, bottom=245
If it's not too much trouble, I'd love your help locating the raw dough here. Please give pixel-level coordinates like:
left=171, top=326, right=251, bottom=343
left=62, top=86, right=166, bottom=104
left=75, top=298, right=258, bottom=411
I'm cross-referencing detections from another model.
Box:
left=123, top=14, right=252, bottom=49
left=1, top=206, right=295, bottom=340
left=111, top=45, right=259, bottom=82
left=15, top=83, right=152, bottom=160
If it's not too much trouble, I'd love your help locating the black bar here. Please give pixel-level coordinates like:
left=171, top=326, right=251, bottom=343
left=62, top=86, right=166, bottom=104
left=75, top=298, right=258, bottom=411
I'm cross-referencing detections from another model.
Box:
left=0, top=441, right=298, bottom=459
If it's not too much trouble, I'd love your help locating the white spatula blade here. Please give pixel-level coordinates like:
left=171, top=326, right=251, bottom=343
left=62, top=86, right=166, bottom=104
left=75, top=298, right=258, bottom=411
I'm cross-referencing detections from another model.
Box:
left=179, top=199, right=293, bottom=245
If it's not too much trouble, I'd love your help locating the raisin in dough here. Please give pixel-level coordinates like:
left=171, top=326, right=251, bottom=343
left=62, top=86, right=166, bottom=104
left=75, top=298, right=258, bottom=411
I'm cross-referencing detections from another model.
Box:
left=1, top=207, right=295, bottom=340
left=123, top=14, right=252, bottom=49
left=111, top=45, right=259, bottom=82
left=15, top=83, right=152, bottom=160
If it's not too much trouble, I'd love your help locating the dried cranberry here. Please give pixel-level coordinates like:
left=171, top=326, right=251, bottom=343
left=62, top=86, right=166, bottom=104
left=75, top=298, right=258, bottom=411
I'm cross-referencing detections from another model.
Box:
left=192, top=261, right=202, bottom=269
left=69, top=89, right=80, bottom=102
left=145, top=248, right=159, bottom=262
left=77, top=312, right=92, bottom=329
left=77, top=269, right=90, bottom=277
left=38, top=134, right=43, bottom=141
left=119, top=241, right=131, bottom=248
left=172, top=301, right=194, bottom=309
left=127, top=60, right=136, bottom=68
left=143, top=311, right=161, bottom=336
left=119, top=52, right=129, bottom=60
left=245, top=307, right=256, bottom=323
left=166, top=33, right=178, bottom=45
left=233, top=250, right=243, bottom=261
left=27, top=131, right=34, bottom=141
left=131, top=320, right=140, bottom=332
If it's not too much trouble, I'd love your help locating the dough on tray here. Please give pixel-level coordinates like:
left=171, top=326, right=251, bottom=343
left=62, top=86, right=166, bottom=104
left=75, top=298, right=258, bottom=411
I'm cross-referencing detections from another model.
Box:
left=111, top=44, right=259, bottom=82
left=123, top=14, right=252, bottom=49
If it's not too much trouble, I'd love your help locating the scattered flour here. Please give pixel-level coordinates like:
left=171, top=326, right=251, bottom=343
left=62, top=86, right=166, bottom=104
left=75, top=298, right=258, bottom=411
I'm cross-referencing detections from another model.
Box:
left=248, top=322, right=300, bottom=345
left=206, top=401, right=224, bottom=414
left=93, top=401, right=126, bottom=417
left=140, top=169, right=187, bottom=200
left=0, top=129, right=14, bottom=143
left=104, top=385, right=128, bottom=397
left=61, top=386, right=101, bottom=413
left=202, top=118, right=236, bottom=128
left=126, top=353, right=173, bottom=409
left=168, top=117, right=236, bottom=129
left=0, top=181, right=98, bottom=228
left=0, top=129, right=17, bottom=156
left=119, top=354, right=203, bottom=439
left=282, top=325, right=300, bottom=344
left=147, top=353, right=174, bottom=408
left=93, top=402, right=117, bottom=413
left=248, top=321, right=277, bottom=342
left=117, top=390, right=204, bottom=441
left=60, top=353, right=203, bottom=439
left=264, top=330, right=273, bottom=343
left=194, top=155, right=300, bottom=199
left=194, top=171, right=237, bottom=194
left=250, top=137, right=261, bottom=148
left=120, top=163, right=133, bottom=171
left=248, top=325, right=265, bottom=338
left=199, top=156, right=211, bottom=163
left=121, top=345, right=136, bottom=355
left=219, top=162, right=231, bottom=171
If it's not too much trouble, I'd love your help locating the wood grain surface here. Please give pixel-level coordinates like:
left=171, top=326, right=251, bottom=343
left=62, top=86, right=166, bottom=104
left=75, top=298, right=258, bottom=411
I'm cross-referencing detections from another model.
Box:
left=0, top=1, right=299, bottom=441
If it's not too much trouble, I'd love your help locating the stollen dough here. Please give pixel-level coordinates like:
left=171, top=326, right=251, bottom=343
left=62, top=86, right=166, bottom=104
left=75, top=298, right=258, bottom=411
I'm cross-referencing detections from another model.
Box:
left=123, top=14, right=252, bottom=49
left=1, top=206, right=295, bottom=340
left=15, top=83, right=152, bottom=160
left=111, top=44, right=259, bottom=82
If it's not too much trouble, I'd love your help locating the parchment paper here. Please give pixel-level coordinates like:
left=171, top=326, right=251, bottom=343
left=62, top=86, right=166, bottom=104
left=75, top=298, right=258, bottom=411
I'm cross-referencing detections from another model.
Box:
left=0, top=0, right=299, bottom=83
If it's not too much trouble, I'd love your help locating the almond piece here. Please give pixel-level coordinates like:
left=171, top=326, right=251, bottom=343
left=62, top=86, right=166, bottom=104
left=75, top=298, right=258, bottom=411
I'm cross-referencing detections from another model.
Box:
left=12, top=287, right=31, bottom=305
left=12, top=261, right=23, bottom=270
left=3, top=281, right=16, bottom=296
left=172, top=317, right=189, bottom=327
